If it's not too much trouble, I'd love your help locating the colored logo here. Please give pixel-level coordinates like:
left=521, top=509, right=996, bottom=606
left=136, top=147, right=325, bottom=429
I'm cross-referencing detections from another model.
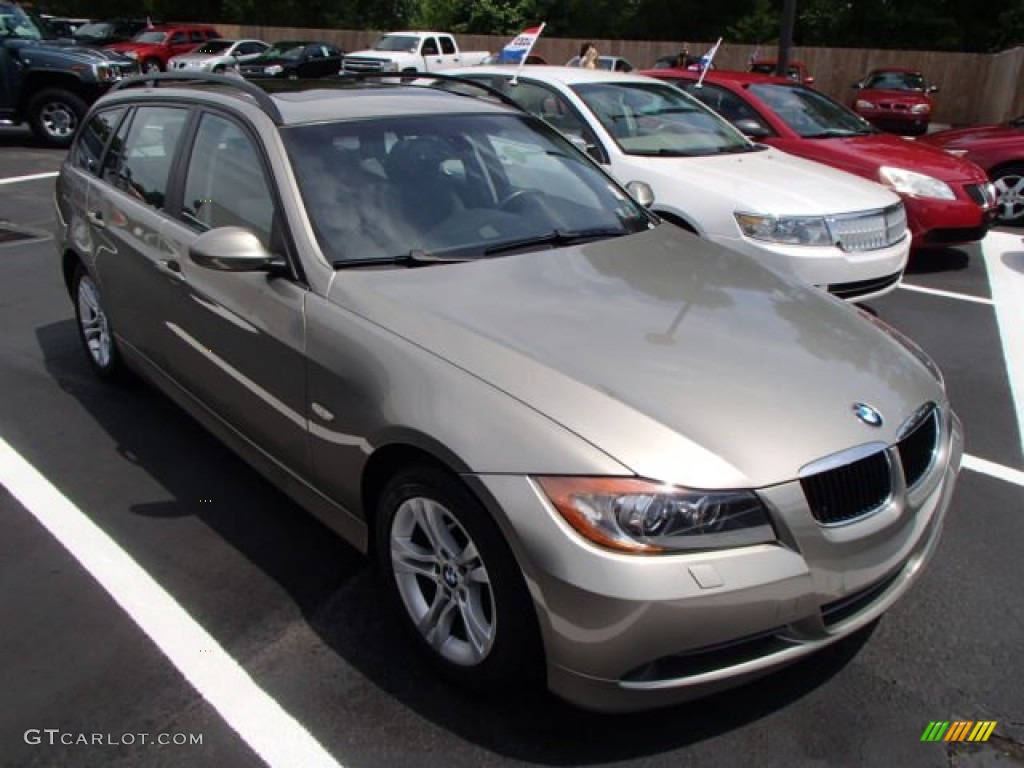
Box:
left=921, top=721, right=997, bottom=742
left=852, top=402, right=883, bottom=427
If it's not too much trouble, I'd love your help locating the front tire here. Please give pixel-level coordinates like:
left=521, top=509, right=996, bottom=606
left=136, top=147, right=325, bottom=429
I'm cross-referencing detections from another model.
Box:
left=26, top=89, right=87, bottom=148
left=72, top=264, right=127, bottom=382
left=992, top=164, right=1024, bottom=225
left=376, top=464, right=542, bottom=692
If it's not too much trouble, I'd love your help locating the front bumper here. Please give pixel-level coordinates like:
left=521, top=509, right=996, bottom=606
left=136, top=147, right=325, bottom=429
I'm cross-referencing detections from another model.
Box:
left=905, top=194, right=997, bottom=247
left=712, top=231, right=910, bottom=302
left=473, top=410, right=962, bottom=712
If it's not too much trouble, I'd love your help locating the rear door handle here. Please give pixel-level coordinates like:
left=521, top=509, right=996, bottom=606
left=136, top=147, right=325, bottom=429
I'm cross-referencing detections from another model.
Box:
left=86, top=210, right=106, bottom=229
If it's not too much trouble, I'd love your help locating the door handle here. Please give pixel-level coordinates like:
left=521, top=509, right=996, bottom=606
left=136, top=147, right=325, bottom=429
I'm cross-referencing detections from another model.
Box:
left=86, top=210, right=106, bottom=229
left=159, top=258, right=185, bottom=280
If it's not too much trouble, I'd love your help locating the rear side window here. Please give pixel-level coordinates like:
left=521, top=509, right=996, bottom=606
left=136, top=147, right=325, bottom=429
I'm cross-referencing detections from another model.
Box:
left=103, top=106, right=188, bottom=210
left=72, top=108, right=126, bottom=174
left=439, top=36, right=455, bottom=55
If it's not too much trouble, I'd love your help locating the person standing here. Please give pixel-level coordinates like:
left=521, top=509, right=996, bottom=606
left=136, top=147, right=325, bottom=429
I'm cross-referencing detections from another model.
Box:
left=579, top=42, right=599, bottom=69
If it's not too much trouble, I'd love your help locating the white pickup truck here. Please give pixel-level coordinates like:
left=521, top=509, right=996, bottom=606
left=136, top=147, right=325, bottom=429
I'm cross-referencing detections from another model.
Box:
left=342, top=31, right=489, bottom=75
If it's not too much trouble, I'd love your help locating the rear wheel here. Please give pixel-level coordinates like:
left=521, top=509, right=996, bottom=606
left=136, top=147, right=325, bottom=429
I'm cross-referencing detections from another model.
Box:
left=376, top=464, right=542, bottom=692
left=26, top=89, right=87, bottom=148
left=992, top=164, right=1024, bottom=225
left=72, top=264, right=127, bottom=382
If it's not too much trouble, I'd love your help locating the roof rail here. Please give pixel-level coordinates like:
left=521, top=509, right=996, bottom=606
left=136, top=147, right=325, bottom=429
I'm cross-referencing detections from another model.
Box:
left=110, top=72, right=284, bottom=124
left=327, top=71, right=520, bottom=112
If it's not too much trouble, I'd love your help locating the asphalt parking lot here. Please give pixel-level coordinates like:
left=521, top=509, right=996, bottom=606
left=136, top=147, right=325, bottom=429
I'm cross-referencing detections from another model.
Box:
left=1, top=124, right=1022, bottom=768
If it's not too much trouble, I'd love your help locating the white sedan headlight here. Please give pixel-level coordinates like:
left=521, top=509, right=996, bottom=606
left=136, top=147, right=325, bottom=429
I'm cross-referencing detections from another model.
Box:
left=734, top=213, right=834, bottom=246
left=879, top=166, right=955, bottom=200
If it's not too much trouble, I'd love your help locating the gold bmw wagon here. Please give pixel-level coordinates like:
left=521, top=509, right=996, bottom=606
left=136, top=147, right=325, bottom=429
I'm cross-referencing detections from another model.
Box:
left=55, top=73, right=962, bottom=712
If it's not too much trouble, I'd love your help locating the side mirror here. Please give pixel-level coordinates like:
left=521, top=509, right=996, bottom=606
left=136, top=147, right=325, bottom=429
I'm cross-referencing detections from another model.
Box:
left=189, top=227, right=277, bottom=272
left=625, top=180, right=655, bottom=208
left=804, top=76, right=816, bottom=85
left=927, top=85, right=939, bottom=94
left=734, top=118, right=771, bottom=139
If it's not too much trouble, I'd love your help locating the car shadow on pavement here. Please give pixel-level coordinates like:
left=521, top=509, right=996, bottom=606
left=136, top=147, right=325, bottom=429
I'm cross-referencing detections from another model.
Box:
left=0, top=126, right=46, bottom=148
left=36, top=318, right=875, bottom=764
left=905, top=246, right=970, bottom=275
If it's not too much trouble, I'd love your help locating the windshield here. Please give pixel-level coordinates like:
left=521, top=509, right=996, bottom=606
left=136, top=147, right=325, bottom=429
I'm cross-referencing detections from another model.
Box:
left=749, top=82, right=876, bottom=137
left=0, top=3, right=45, bottom=39
left=572, top=81, right=754, bottom=156
left=864, top=71, right=926, bottom=91
left=73, top=21, right=114, bottom=38
left=283, top=113, right=651, bottom=266
left=374, top=34, right=419, bottom=51
left=132, top=30, right=167, bottom=44
left=195, top=40, right=232, bottom=54
left=263, top=42, right=305, bottom=59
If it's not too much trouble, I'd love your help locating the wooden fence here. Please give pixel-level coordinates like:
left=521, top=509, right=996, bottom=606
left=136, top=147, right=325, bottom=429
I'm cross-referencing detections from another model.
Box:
left=214, top=24, right=1024, bottom=127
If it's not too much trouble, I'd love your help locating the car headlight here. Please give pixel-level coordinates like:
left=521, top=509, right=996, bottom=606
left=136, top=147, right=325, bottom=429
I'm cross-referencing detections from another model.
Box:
left=878, top=166, right=955, bottom=200
left=124, top=50, right=138, bottom=59
left=734, top=212, right=834, bottom=246
left=910, top=103, right=931, bottom=114
left=265, top=64, right=283, bottom=75
left=92, top=63, right=117, bottom=81
left=855, top=99, right=875, bottom=110
left=382, top=61, right=399, bottom=72
left=534, top=477, right=776, bottom=553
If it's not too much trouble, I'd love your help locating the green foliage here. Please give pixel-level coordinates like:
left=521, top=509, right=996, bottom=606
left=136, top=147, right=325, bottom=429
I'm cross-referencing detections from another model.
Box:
left=37, top=0, right=1024, bottom=51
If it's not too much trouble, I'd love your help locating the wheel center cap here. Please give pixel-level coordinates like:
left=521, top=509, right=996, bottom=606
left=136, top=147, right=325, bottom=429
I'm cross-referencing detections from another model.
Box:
left=442, top=564, right=459, bottom=589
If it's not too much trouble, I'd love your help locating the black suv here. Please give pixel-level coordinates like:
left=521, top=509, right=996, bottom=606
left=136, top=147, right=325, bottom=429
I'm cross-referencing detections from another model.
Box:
left=1, top=2, right=137, bottom=146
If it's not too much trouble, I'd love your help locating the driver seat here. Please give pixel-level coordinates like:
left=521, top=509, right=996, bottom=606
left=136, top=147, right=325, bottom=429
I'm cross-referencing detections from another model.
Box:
left=385, top=136, right=465, bottom=231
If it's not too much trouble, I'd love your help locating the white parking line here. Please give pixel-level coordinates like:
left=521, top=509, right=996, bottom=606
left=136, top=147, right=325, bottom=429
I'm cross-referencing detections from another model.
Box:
left=897, top=282, right=995, bottom=305
left=983, top=232, right=1024, bottom=455
left=963, top=453, right=1024, bottom=487
left=0, top=171, right=59, bottom=186
left=0, top=436, right=343, bottom=768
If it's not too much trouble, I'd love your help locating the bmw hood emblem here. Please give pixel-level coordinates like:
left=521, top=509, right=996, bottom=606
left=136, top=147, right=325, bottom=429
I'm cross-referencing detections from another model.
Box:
left=852, top=402, right=883, bottom=427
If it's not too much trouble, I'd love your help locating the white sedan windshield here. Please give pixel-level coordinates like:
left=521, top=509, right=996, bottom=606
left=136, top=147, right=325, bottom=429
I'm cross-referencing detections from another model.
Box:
left=572, top=81, right=755, bottom=156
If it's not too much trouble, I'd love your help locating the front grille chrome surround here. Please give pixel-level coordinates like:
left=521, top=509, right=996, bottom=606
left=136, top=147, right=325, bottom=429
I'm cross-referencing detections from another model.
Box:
left=799, top=402, right=942, bottom=526
left=827, top=203, right=907, bottom=253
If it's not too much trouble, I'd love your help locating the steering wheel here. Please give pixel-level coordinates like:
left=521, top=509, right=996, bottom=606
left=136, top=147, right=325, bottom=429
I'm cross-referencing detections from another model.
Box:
left=497, top=188, right=546, bottom=212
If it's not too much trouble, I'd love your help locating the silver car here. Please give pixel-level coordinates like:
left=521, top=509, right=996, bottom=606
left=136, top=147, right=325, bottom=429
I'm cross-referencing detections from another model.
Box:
left=55, top=73, right=962, bottom=712
left=168, top=38, right=270, bottom=73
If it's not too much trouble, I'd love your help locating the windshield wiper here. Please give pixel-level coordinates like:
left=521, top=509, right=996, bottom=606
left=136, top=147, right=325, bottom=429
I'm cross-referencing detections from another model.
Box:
left=802, top=128, right=874, bottom=139
left=331, top=249, right=470, bottom=269
left=483, top=228, right=628, bottom=256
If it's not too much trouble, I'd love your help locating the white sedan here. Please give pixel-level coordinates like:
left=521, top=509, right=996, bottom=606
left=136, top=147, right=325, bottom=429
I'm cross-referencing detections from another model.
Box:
left=168, top=38, right=270, bottom=73
left=453, top=66, right=910, bottom=301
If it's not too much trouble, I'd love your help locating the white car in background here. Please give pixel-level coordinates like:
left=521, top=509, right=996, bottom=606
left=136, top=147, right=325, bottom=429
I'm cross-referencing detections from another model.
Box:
left=453, top=67, right=911, bottom=301
left=168, top=38, right=270, bottom=73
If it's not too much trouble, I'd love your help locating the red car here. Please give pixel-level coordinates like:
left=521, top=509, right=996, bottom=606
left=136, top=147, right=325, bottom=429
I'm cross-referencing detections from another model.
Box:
left=851, top=68, right=938, bottom=136
left=919, top=117, right=1024, bottom=225
left=644, top=68, right=997, bottom=248
left=748, top=59, right=815, bottom=86
left=106, top=24, right=220, bottom=73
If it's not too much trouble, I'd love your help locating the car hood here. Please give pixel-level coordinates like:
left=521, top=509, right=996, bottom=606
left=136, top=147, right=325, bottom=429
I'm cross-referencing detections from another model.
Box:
left=329, top=227, right=943, bottom=488
left=783, top=134, right=988, bottom=183
left=106, top=41, right=162, bottom=53
left=242, top=55, right=295, bottom=67
left=616, top=146, right=900, bottom=215
left=171, top=52, right=221, bottom=62
left=859, top=88, right=932, bottom=104
left=920, top=123, right=1022, bottom=149
left=4, top=38, right=131, bottom=65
